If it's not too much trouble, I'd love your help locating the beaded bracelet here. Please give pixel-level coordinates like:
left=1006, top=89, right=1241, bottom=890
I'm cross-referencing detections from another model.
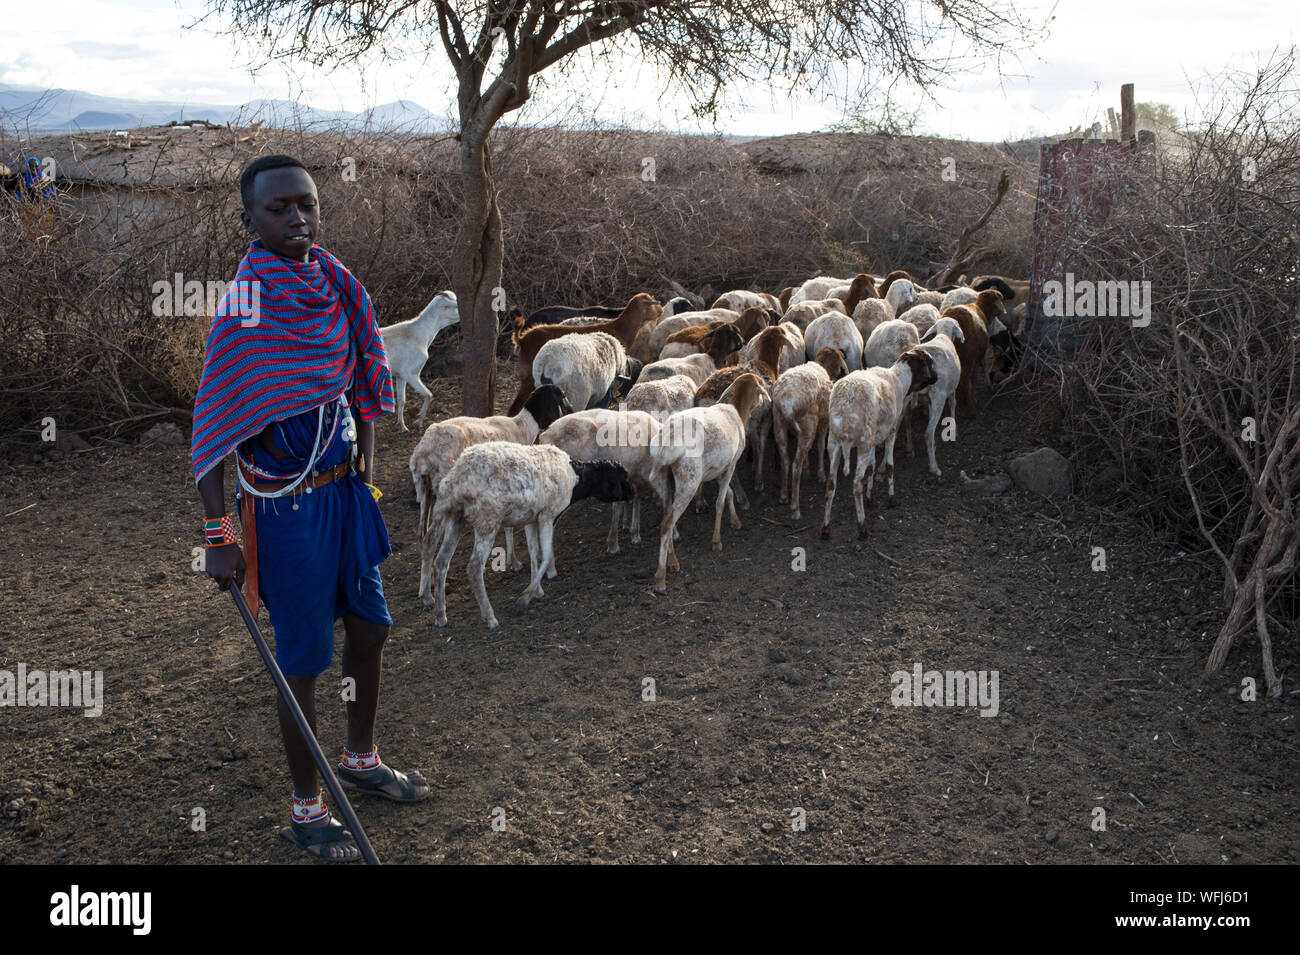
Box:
left=204, top=514, right=238, bottom=547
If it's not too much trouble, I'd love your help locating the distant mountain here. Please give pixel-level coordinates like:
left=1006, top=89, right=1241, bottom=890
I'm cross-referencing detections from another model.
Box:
left=0, top=83, right=450, bottom=133
left=358, top=99, right=443, bottom=130
left=57, top=110, right=146, bottom=131
left=230, top=98, right=356, bottom=128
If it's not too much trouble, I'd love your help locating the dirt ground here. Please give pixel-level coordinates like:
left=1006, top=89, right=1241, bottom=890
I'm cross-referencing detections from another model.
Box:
left=1, top=373, right=1296, bottom=865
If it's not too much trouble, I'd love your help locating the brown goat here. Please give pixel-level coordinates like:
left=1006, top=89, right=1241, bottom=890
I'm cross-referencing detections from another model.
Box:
left=508, top=293, right=661, bottom=415
left=841, top=273, right=879, bottom=319
left=734, top=306, right=771, bottom=342
left=876, top=270, right=911, bottom=297
left=663, top=320, right=729, bottom=348
left=693, top=325, right=785, bottom=403
left=968, top=274, right=1030, bottom=332
left=661, top=306, right=767, bottom=359
left=941, top=289, right=1006, bottom=415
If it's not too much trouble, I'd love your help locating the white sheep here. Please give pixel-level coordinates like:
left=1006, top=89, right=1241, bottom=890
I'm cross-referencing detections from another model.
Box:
left=901, top=289, right=944, bottom=315
left=851, top=296, right=895, bottom=343
left=695, top=373, right=772, bottom=505
left=539, top=409, right=667, bottom=555
left=902, top=303, right=941, bottom=337
left=913, top=316, right=966, bottom=478
left=428, top=443, right=633, bottom=629
left=804, top=312, right=864, bottom=371
left=884, top=278, right=919, bottom=316
left=623, top=374, right=697, bottom=540
left=771, top=347, right=850, bottom=518
left=940, top=286, right=978, bottom=312
left=624, top=374, right=696, bottom=421
left=378, top=290, right=459, bottom=432
left=788, top=275, right=856, bottom=306
left=783, top=298, right=846, bottom=330
left=650, top=374, right=766, bottom=593
left=532, top=331, right=638, bottom=410
left=410, top=385, right=572, bottom=602
left=862, top=318, right=921, bottom=368
left=638, top=353, right=718, bottom=388
left=820, top=350, right=937, bottom=538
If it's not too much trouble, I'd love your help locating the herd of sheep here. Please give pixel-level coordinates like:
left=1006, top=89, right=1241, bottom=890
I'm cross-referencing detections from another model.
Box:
left=378, top=270, right=1028, bottom=629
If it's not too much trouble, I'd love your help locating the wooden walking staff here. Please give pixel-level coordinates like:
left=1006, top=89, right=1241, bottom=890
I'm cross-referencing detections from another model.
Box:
left=228, top=585, right=381, bottom=865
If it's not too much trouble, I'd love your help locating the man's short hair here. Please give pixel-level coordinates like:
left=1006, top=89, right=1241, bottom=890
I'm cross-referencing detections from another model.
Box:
left=240, top=155, right=307, bottom=209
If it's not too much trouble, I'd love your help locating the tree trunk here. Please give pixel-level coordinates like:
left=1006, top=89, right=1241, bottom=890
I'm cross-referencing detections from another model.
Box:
left=453, top=133, right=504, bottom=417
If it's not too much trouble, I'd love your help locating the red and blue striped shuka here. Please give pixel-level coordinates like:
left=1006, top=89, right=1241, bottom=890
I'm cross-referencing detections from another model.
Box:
left=190, top=240, right=395, bottom=482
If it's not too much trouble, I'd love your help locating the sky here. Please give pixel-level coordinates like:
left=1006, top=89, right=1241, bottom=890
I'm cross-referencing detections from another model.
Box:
left=1, top=0, right=1297, bottom=140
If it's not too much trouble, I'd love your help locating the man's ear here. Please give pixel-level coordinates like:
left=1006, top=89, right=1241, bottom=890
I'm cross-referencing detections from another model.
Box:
left=240, top=209, right=255, bottom=234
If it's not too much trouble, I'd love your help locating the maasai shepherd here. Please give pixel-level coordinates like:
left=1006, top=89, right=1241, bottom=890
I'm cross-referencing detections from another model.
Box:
left=192, top=155, right=429, bottom=862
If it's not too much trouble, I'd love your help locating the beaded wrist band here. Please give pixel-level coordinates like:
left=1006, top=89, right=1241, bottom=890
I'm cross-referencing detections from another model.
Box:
left=204, top=514, right=238, bottom=547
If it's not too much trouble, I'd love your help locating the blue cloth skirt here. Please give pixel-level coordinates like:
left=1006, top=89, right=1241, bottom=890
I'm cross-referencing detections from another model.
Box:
left=236, top=401, right=392, bottom=676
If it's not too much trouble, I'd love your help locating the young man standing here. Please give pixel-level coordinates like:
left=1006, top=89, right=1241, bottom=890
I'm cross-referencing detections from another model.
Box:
left=192, top=155, right=429, bottom=862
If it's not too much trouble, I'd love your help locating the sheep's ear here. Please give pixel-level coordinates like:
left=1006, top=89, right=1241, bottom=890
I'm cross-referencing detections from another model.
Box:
left=919, top=326, right=936, bottom=342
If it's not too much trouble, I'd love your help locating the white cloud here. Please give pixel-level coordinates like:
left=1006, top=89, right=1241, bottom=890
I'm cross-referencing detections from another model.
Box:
left=3, top=0, right=1296, bottom=139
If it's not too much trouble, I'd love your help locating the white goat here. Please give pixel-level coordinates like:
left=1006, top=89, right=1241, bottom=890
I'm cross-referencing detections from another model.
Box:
left=378, top=290, right=459, bottom=431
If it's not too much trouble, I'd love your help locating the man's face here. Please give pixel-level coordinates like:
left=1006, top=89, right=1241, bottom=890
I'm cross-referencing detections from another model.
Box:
left=241, top=167, right=319, bottom=262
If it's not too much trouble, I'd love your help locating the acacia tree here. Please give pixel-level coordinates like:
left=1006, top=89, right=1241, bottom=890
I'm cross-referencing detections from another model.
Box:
left=211, top=0, right=1035, bottom=415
